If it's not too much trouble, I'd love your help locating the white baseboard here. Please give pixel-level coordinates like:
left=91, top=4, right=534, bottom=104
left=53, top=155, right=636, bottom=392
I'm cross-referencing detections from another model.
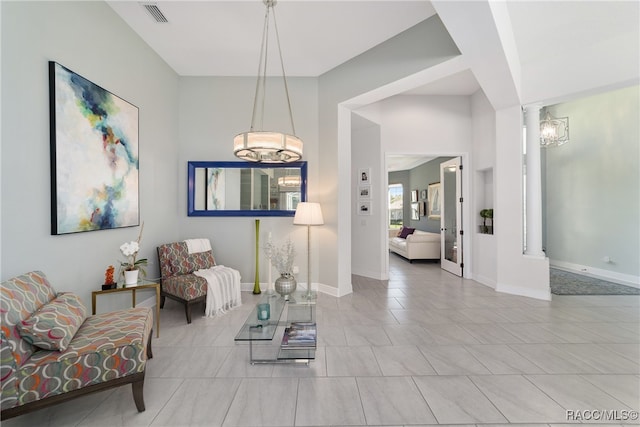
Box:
left=495, top=282, right=551, bottom=301
left=241, top=282, right=274, bottom=293
left=473, top=274, right=497, bottom=289
left=317, top=282, right=341, bottom=297
left=240, top=282, right=343, bottom=298
left=241, top=282, right=257, bottom=292
left=351, top=268, right=386, bottom=280
left=550, top=260, right=640, bottom=289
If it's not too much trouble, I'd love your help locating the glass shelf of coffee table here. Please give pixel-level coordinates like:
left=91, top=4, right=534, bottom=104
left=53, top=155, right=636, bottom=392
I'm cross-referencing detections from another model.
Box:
left=234, top=291, right=316, bottom=364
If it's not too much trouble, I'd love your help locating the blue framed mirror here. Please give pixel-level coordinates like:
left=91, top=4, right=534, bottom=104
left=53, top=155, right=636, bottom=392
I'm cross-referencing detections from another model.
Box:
left=187, top=161, right=307, bottom=216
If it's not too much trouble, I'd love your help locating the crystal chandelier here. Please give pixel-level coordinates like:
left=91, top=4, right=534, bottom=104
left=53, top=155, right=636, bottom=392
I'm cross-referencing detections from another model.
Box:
left=540, top=110, right=569, bottom=147
left=233, top=0, right=302, bottom=163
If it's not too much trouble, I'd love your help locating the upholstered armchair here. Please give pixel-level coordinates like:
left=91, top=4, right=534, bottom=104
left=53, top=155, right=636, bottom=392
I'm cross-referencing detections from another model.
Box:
left=157, top=240, right=241, bottom=323
left=157, top=242, right=211, bottom=323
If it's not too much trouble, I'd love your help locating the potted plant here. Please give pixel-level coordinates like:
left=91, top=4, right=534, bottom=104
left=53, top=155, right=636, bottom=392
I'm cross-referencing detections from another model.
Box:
left=479, top=209, right=494, bottom=234
left=264, top=238, right=296, bottom=299
left=120, top=224, right=147, bottom=285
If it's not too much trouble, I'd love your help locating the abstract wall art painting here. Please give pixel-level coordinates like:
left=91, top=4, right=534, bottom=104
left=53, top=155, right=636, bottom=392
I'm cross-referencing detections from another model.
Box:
left=49, top=62, right=139, bottom=235
left=206, top=168, right=225, bottom=210
left=428, top=182, right=441, bottom=220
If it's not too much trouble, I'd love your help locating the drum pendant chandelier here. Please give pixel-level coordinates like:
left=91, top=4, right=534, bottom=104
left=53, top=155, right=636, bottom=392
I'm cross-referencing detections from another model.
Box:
left=233, top=0, right=303, bottom=163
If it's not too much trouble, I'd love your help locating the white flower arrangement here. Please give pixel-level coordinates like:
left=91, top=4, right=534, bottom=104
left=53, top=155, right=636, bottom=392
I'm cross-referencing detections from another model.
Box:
left=120, top=241, right=140, bottom=258
left=264, top=238, right=295, bottom=277
left=120, top=223, right=147, bottom=275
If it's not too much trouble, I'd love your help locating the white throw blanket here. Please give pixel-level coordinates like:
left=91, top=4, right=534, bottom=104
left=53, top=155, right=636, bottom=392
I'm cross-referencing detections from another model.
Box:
left=184, top=238, right=212, bottom=254
left=194, top=265, right=242, bottom=317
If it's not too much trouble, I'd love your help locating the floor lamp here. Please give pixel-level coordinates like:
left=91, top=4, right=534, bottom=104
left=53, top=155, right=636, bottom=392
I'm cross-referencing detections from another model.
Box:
left=293, top=202, right=324, bottom=299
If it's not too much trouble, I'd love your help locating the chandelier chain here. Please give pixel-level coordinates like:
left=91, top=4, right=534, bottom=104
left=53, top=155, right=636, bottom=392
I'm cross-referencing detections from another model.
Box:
left=249, top=2, right=296, bottom=135
left=233, top=0, right=303, bottom=163
left=272, top=6, right=296, bottom=136
left=250, top=6, right=270, bottom=132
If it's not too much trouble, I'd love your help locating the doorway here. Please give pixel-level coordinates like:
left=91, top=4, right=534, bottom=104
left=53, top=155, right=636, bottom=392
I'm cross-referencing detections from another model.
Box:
left=384, top=154, right=469, bottom=279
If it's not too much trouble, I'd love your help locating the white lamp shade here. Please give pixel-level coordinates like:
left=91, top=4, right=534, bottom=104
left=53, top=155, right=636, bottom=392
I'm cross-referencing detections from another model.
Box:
left=294, top=202, right=324, bottom=226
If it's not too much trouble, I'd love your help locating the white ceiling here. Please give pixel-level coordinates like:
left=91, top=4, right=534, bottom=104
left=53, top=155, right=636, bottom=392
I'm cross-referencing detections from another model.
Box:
left=106, top=0, right=482, bottom=121
left=107, top=1, right=437, bottom=77
left=403, top=69, right=480, bottom=96
left=108, top=1, right=637, bottom=89
left=107, top=1, right=637, bottom=172
left=387, top=155, right=433, bottom=172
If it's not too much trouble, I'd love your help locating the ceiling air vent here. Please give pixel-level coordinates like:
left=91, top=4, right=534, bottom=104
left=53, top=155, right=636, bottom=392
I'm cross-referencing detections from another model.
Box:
left=142, top=3, right=168, bottom=23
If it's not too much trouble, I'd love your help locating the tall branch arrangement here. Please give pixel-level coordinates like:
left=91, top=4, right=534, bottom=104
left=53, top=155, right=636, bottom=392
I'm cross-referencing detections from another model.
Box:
left=264, top=238, right=295, bottom=276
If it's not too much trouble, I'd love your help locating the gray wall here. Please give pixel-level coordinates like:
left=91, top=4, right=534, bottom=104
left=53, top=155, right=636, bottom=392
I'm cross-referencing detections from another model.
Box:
left=409, top=157, right=453, bottom=233
left=318, top=15, right=461, bottom=293
left=0, top=2, right=320, bottom=300
left=471, top=89, right=497, bottom=287
left=543, top=85, right=640, bottom=281
left=1, top=2, right=179, bottom=308
left=351, top=120, right=384, bottom=279
left=176, top=76, right=319, bottom=287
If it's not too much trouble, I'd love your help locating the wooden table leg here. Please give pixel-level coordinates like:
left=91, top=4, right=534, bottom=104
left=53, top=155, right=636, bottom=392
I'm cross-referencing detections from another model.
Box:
left=91, top=284, right=160, bottom=338
left=155, top=285, right=160, bottom=338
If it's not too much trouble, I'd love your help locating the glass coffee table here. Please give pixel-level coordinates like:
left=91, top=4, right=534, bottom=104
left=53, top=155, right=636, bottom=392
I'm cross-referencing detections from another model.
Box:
left=235, top=291, right=316, bottom=364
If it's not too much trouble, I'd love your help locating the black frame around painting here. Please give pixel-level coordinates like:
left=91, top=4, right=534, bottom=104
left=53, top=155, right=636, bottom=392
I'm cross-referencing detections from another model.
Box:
left=419, top=201, right=426, bottom=217
left=49, top=62, right=139, bottom=235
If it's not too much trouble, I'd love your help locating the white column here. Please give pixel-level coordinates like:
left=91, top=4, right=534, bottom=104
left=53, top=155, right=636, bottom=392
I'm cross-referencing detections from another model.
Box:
left=523, top=104, right=545, bottom=257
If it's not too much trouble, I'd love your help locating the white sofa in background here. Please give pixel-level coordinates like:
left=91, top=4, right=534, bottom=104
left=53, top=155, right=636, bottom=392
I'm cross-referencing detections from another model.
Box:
left=389, top=229, right=440, bottom=262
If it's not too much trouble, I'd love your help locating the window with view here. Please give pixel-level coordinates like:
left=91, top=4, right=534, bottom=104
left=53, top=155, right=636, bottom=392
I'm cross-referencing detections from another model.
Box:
left=389, top=184, right=403, bottom=229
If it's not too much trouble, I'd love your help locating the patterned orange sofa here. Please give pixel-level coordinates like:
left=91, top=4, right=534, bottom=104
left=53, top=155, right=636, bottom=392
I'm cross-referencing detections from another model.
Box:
left=0, top=271, right=153, bottom=420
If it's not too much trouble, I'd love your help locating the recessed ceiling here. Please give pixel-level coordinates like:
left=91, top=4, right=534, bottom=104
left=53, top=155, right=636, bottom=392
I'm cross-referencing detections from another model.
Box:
left=387, top=155, right=433, bottom=172
left=107, top=1, right=638, bottom=101
left=107, top=2, right=637, bottom=173
left=403, top=69, right=481, bottom=96
left=107, top=1, right=436, bottom=77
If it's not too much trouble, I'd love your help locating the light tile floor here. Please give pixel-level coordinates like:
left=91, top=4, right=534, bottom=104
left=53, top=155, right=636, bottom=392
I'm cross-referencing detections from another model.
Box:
left=5, top=255, right=639, bottom=426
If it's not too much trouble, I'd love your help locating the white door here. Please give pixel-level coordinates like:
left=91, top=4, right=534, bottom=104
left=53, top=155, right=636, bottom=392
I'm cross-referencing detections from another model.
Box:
left=440, top=157, right=463, bottom=276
